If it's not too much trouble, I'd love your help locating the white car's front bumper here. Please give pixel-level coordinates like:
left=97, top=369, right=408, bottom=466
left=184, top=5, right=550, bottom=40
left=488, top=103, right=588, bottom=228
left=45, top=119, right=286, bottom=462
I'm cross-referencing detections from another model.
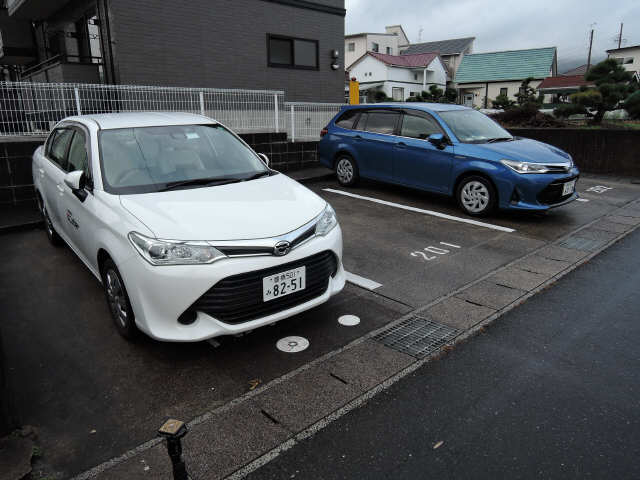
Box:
left=118, top=225, right=345, bottom=342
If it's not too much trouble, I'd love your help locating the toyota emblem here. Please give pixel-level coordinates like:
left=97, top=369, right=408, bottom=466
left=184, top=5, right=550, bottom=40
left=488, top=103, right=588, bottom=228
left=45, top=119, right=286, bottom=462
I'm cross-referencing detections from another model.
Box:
left=273, top=240, right=291, bottom=256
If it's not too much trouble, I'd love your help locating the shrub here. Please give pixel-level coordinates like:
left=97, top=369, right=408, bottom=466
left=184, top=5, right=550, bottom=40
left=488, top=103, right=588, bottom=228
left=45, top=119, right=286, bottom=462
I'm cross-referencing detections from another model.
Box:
left=374, top=90, right=389, bottom=102
left=444, top=87, right=458, bottom=103
left=553, top=103, right=588, bottom=118
left=492, top=94, right=516, bottom=110
left=491, top=102, right=565, bottom=128
left=624, top=90, right=640, bottom=119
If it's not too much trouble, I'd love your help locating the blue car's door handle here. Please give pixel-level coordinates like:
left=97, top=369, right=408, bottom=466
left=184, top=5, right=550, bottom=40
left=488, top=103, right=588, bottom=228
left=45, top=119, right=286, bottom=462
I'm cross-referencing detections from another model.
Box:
left=396, top=141, right=406, bottom=149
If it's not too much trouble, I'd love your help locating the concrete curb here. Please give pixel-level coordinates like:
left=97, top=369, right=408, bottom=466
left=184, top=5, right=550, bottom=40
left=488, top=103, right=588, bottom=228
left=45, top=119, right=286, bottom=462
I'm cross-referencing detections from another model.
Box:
left=71, top=198, right=640, bottom=480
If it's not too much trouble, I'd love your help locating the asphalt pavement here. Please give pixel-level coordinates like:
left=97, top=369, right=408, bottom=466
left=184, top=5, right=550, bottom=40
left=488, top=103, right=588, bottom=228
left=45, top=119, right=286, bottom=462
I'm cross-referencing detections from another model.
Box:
left=248, top=226, right=640, bottom=480
left=1, top=172, right=639, bottom=478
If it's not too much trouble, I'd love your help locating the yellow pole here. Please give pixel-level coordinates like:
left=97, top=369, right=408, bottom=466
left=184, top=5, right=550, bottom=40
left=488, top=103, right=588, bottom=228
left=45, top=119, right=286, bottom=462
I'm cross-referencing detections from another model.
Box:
left=349, top=79, right=360, bottom=105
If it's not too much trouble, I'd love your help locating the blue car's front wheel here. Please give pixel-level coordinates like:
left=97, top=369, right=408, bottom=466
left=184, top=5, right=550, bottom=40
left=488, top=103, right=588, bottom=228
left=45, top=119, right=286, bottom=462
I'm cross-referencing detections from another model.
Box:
left=456, top=175, right=497, bottom=217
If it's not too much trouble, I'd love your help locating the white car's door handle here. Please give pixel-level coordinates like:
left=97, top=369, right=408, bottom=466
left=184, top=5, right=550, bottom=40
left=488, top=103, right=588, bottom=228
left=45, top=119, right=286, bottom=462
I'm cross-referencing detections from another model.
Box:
left=56, top=184, right=65, bottom=193
left=38, top=168, right=45, bottom=177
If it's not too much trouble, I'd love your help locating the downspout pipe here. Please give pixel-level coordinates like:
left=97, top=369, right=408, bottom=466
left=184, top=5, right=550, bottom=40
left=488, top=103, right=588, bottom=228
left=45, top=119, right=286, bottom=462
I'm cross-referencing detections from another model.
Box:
left=484, top=82, right=489, bottom=108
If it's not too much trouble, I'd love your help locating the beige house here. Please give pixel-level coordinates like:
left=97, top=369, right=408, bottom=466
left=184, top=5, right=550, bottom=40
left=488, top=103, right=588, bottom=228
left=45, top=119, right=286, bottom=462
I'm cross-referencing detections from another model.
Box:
left=606, top=44, right=640, bottom=80
left=345, top=25, right=409, bottom=69
left=455, top=47, right=557, bottom=108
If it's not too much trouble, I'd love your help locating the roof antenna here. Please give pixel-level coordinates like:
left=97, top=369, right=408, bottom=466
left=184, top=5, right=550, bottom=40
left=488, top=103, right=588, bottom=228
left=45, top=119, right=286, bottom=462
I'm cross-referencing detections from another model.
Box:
left=418, top=26, right=423, bottom=43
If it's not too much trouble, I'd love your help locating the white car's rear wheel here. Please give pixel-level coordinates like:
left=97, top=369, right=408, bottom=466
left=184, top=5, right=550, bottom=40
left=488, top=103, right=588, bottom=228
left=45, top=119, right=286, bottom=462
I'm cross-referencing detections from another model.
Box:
left=37, top=195, right=62, bottom=246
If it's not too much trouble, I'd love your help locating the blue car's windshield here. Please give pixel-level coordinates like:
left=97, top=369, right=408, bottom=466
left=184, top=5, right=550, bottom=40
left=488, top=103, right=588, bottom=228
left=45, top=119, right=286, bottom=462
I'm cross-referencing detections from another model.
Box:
left=439, top=109, right=513, bottom=144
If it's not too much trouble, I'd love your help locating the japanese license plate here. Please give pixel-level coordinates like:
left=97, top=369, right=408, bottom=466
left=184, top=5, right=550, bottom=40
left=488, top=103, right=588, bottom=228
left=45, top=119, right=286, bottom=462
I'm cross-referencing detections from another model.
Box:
left=562, top=179, right=576, bottom=196
left=263, top=266, right=306, bottom=302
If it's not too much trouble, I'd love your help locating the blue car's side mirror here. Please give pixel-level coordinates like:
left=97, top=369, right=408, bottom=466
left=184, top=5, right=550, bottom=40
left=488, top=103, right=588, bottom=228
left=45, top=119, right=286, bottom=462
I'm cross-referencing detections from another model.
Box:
left=428, top=133, right=446, bottom=149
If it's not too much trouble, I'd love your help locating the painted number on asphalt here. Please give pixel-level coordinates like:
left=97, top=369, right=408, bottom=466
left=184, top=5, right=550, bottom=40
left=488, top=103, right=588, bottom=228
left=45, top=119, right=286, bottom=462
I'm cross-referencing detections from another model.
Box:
left=587, top=185, right=613, bottom=194
left=411, top=242, right=461, bottom=261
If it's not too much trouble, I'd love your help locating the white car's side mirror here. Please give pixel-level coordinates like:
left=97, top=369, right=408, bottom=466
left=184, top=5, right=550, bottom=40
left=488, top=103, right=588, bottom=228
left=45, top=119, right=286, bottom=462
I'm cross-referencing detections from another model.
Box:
left=64, top=170, right=84, bottom=190
left=257, top=153, right=270, bottom=167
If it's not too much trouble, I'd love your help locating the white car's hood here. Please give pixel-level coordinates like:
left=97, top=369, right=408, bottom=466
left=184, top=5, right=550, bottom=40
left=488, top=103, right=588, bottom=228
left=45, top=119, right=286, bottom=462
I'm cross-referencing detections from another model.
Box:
left=120, top=173, right=326, bottom=240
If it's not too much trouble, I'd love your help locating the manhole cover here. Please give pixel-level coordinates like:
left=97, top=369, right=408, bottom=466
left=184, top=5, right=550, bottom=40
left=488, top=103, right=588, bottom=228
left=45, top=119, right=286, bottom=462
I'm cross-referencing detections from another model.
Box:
left=559, top=236, right=606, bottom=251
left=338, top=315, right=360, bottom=326
left=373, top=316, right=460, bottom=359
left=276, top=336, right=309, bottom=353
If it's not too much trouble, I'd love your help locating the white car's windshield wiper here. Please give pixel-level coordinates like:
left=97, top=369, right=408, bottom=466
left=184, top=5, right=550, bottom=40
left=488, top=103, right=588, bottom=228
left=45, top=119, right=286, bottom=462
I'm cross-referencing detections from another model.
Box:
left=243, top=170, right=273, bottom=181
left=486, top=137, right=514, bottom=143
left=160, top=177, right=243, bottom=191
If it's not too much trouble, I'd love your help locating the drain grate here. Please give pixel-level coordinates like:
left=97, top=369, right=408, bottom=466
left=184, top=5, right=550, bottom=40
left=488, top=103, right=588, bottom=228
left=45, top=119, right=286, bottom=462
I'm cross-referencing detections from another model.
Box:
left=373, top=316, right=461, bottom=359
left=558, top=236, right=607, bottom=252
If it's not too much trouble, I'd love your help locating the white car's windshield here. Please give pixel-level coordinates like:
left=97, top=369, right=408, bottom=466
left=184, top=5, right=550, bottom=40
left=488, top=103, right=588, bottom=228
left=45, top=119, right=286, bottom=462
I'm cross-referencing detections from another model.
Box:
left=99, top=124, right=269, bottom=194
left=439, top=109, right=513, bottom=144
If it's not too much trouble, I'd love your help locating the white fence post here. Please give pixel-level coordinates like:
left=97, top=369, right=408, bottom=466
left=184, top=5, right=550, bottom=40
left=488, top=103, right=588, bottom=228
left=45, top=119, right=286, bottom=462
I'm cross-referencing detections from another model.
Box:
left=274, top=94, right=279, bottom=133
left=199, top=91, right=205, bottom=116
left=290, top=104, right=295, bottom=142
left=74, top=87, right=81, bottom=115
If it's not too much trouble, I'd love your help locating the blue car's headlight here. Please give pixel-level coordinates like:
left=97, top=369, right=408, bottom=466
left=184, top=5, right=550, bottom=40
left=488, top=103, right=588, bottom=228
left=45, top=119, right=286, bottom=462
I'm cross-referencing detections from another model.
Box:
left=501, top=159, right=550, bottom=174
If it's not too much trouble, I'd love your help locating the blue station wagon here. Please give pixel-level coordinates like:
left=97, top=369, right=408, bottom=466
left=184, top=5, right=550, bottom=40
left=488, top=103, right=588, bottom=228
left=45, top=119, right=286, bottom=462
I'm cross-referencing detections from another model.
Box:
left=318, top=103, right=580, bottom=216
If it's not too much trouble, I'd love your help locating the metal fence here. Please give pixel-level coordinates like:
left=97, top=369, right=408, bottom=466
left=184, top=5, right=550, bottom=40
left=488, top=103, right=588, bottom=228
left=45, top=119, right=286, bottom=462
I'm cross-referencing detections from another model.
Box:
left=0, top=81, right=285, bottom=136
left=284, top=102, right=346, bottom=141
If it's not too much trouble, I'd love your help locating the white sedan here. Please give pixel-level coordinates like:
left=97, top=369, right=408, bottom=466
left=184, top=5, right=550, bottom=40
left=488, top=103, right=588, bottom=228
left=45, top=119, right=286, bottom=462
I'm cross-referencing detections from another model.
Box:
left=32, top=112, right=345, bottom=342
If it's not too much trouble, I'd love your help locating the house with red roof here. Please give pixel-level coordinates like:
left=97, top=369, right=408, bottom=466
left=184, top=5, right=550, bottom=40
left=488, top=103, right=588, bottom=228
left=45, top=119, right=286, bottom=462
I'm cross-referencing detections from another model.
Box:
left=347, top=51, right=447, bottom=101
left=537, top=74, right=595, bottom=103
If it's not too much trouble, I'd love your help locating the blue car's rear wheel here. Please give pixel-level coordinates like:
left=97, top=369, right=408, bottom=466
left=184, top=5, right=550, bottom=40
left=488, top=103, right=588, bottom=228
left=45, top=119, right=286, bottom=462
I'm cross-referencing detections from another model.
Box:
left=335, top=155, right=358, bottom=187
left=457, top=176, right=496, bottom=217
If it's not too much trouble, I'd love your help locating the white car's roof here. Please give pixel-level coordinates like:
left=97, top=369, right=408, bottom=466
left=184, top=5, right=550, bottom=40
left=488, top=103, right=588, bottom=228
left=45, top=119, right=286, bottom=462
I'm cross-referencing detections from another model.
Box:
left=64, top=112, right=217, bottom=130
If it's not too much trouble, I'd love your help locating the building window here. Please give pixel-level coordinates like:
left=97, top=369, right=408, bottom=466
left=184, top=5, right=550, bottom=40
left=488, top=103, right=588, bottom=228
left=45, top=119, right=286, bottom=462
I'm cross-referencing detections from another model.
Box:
left=372, top=42, right=379, bottom=53
left=386, top=46, right=392, bottom=54
left=500, top=87, right=508, bottom=96
left=414, top=73, right=418, bottom=80
left=268, top=34, right=318, bottom=69
left=348, top=42, right=355, bottom=52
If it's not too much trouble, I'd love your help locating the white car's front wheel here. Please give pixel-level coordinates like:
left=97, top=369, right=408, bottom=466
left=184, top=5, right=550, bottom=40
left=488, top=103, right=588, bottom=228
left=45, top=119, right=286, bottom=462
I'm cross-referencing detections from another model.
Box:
left=102, top=258, right=138, bottom=340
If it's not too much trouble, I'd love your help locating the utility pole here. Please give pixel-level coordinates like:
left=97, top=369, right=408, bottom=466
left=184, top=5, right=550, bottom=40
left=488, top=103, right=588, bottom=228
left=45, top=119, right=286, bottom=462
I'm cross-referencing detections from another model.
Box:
left=617, top=22, right=623, bottom=49
left=587, top=28, right=594, bottom=70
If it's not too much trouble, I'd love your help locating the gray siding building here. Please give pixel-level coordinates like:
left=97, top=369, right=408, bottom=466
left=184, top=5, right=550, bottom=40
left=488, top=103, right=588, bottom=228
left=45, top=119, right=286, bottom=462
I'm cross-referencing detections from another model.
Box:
left=0, top=0, right=346, bottom=102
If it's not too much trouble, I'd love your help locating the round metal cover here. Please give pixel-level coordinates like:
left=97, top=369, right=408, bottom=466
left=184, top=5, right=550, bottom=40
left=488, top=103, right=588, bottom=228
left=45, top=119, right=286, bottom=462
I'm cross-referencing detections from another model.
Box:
left=338, top=315, right=360, bottom=326
left=276, top=336, right=309, bottom=353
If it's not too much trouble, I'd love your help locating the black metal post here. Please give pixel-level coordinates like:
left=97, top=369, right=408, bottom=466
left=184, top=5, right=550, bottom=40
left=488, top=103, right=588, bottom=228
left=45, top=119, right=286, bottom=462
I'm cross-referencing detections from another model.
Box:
left=158, top=419, right=189, bottom=480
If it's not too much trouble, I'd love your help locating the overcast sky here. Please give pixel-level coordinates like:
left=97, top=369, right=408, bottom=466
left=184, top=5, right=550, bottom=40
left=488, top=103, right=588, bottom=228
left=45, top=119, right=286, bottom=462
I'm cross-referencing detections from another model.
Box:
left=345, top=0, right=640, bottom=72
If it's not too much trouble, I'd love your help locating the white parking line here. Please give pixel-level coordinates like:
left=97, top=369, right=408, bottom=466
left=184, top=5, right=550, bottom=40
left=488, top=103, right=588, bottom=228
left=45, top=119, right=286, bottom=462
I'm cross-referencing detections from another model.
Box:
left=345, top=271, right=382, bottom=290
left=323, top=188, right=516, bottom=233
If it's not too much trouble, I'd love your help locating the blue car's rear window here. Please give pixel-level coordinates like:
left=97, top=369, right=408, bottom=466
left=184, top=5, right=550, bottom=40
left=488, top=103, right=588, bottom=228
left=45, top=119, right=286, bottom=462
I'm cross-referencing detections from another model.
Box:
left=334, top=109, right=360, bottom=129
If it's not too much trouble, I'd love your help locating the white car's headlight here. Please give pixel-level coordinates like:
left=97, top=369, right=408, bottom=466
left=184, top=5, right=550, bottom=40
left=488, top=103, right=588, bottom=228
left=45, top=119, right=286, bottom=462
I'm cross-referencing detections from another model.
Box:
left=128, top=232, right=225, bottom=265
left=315, top=204, right=338, bottom=236
left=500, top=159, right=550, bottom=174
